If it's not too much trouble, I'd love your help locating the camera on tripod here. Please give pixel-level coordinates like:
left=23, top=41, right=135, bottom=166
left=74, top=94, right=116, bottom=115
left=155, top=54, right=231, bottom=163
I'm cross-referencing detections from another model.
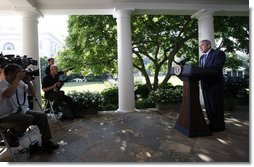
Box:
left=0, top=52, right=39, bottom=79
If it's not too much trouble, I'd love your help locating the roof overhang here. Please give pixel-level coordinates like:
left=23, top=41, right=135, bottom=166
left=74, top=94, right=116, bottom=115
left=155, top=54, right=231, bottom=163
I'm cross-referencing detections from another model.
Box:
left=0, top=0, right=249, bottom=16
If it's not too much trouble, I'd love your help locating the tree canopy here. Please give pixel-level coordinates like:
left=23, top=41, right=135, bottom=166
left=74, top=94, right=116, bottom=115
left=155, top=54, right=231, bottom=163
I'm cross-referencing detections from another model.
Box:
left=58, top=15, right=249, bottom=90
left=58, top=15, right=117, bottom=76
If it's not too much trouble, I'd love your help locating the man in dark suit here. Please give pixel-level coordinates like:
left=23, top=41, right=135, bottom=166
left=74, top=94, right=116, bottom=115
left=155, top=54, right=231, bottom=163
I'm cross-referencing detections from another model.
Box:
left=199, top=39, right=226, bottom=132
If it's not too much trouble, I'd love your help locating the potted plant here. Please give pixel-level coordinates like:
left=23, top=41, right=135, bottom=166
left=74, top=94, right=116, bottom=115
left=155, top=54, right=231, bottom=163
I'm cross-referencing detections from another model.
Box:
left=148, top=86, right=183, bottom=111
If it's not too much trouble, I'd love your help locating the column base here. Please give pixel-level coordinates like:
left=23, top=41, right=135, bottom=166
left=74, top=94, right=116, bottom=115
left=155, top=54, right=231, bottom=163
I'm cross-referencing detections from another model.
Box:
left=116, top=108, right=139, bottom=113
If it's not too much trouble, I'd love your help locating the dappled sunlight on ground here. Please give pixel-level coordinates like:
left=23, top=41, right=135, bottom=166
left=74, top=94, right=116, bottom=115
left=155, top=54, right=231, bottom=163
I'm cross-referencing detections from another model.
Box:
left=197, top=153, right=214, bottom=162
left=0, top=106, right=249, bottom=162
left=216, top=138, right=230, bottom=145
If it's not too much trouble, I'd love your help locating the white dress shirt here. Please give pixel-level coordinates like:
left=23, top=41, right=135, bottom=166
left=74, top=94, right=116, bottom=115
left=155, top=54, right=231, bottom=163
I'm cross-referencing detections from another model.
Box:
left=0, top=79, right=29, bottom=118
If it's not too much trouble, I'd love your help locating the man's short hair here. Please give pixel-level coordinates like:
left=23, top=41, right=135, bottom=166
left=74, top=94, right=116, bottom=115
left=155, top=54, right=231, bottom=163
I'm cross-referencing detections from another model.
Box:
left=200, top=39, right=211, bottom=45
left=47, top=58, right=54, bottom=62
left=4, top=64, right=21, bottom=76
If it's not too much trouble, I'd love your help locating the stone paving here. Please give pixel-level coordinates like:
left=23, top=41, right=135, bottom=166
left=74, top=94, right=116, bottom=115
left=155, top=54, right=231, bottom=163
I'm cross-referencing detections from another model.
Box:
left=0, top=105, right=249, bottom=162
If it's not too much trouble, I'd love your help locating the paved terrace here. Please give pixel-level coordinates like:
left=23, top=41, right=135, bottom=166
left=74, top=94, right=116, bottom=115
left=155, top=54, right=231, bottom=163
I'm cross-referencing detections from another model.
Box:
left=0, top=105, right=249, bottom=162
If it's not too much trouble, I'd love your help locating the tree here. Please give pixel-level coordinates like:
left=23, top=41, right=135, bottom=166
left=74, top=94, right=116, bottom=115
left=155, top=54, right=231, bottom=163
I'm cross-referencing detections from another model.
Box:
left=214, top=16, right=249, bottom=54
left=58, top=16, right=117, bottom=76
left=131, top=15, right=198, bottom=90
left=225, top=53, right=244, bottom=71
left=58, top=15, right=249, bottom=91
left=40, top=56, right=48, bottom=80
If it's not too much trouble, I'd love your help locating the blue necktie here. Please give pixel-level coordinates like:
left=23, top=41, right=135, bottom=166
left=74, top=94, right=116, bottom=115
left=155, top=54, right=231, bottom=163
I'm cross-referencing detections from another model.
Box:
left=202, top=54, right=207, bottom=67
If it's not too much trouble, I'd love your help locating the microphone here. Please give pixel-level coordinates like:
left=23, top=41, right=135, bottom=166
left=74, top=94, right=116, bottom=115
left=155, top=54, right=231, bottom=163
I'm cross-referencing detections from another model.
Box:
left=179, top=57, right=190, bottom=66
left=173, top=57, right=190, bottom=66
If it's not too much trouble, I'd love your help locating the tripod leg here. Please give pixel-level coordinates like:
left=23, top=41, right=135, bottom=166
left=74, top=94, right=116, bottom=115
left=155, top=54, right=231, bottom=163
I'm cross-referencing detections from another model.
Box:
left=30, top=96, right=44, bottom=112
left=34, top=98, right=44, bottom=112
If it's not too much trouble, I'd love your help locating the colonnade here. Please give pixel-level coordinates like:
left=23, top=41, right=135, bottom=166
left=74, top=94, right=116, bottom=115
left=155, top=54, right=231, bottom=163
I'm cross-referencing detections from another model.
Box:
left=19, top=9, right=215, bottom=111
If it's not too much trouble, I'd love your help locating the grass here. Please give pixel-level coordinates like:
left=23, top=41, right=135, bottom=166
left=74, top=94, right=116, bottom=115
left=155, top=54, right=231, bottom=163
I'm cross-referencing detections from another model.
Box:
left=62, top=81, right=107, bottom=93
left=60, top=76, right=182, bottom=93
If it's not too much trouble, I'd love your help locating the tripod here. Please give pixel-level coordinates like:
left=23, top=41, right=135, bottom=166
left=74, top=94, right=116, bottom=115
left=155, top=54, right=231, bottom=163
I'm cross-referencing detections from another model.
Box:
left=28, top=95, right=44, bottom=112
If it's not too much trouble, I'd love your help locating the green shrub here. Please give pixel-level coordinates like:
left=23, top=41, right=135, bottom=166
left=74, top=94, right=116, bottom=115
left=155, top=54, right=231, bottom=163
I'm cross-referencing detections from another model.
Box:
left=102, top=104, right=118, bottom=111
left=67, top=91, right=103, bottom=114
left=135, top=98, right=155, bottom=109
left=159, top=83, right=174, bottom=89
left=64, top=85, right=183, bottom=112
left=225, top=76, right=249, bottom=98
left=100, top=86, right=118, bottom=110
left=148, top=86, right=183, bottom=104
left=134, top=84, right=150, bottom=99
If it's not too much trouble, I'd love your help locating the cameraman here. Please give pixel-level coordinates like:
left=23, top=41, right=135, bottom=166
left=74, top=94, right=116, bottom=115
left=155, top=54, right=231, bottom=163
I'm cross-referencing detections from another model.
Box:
left=42, top=65, right=75, bottom=119
left=0, top=64, right=59, bottom=152
left=45, top=57, right=54, bottom=75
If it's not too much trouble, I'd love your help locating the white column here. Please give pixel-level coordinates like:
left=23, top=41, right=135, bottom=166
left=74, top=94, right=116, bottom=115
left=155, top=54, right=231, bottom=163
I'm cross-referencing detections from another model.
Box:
left=114, top=9, right=135, bottom=112
left=191, top=9, right=215, bottom=107
left=21, top=11, right=42, bottom=110
left=192, top=9, right=215, bottom=52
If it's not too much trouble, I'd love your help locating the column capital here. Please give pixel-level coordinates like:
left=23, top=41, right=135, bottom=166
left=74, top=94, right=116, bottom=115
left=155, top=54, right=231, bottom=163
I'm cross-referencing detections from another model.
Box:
left=15, top=7, right=42, bottom=19
left=191, top=9, right=214, bottom=20
left=113, top=9, right=134, bottom=19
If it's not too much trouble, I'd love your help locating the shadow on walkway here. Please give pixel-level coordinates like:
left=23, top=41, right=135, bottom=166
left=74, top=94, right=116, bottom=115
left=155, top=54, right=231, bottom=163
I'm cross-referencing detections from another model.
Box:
left=0, top=105, right=249, bottom=162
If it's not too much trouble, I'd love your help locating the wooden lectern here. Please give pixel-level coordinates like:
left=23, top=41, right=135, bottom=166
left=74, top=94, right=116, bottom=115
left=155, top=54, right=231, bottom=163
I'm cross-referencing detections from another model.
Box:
left=170, top=65, right=217, bottom=137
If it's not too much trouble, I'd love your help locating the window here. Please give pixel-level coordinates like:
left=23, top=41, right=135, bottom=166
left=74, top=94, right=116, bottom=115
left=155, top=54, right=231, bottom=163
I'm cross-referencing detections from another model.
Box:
left=238, top=71, right=243, bottom=78
left=226, top=71, right=231, bottom=77
left=3, top=42, right=15, bottom=51
left=232, top=70, right=237, bottom=77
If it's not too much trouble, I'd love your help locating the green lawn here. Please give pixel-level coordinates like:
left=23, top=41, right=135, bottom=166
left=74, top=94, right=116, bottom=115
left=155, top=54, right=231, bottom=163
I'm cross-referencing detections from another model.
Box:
left=62, top=81, right=107, bottom=93
left=60, top=76, right=182, bottom=93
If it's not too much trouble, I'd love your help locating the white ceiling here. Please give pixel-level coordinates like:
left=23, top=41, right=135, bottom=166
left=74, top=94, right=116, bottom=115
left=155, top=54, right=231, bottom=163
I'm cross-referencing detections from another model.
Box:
left=0, top=0, right=249, bottom=16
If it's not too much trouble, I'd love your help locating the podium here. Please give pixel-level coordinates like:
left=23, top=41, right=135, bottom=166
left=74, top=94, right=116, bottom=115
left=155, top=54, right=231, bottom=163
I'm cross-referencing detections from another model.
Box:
left=170, top=65, right=217, bottom=137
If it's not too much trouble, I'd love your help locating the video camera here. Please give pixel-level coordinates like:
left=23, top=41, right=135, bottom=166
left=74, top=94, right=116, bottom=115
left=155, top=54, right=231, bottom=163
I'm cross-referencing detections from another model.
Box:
left=0, top=52, right=39, bottom=79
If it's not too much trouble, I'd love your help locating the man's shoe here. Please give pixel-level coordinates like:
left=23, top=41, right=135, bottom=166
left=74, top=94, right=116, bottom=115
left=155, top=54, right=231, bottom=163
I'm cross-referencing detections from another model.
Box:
left=42, top=140, right=59, bottom=150
left=211, top=127, right=225, bottom=132
left=41, top=146, right=53, bottom=153
left=44, top=108, right=50, bottom=114
left=59, top=115, right=66, bottom=121
left=3, top=131, right=19, bottom=147
left=0, top=136, right=5, bottom=146
left=208, top=124, right=225, bottom=132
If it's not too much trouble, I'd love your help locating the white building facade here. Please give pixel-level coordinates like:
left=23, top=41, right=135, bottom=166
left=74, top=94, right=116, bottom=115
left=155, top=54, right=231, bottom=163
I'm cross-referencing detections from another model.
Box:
left=0, top=25, right=63, bottom=57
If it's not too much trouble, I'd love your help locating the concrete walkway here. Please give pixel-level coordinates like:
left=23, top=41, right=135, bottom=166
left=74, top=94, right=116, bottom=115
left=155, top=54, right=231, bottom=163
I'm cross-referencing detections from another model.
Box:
left=0, top=105, right=249, bottom=162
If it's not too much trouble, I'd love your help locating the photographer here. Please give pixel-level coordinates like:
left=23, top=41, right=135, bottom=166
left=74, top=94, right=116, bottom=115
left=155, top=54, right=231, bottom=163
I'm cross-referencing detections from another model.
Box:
left=0, top=64, right=59, bottom=152
left=42, top=65, right=75, bottom=119
left=45, top=57, right=55, bottom=75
